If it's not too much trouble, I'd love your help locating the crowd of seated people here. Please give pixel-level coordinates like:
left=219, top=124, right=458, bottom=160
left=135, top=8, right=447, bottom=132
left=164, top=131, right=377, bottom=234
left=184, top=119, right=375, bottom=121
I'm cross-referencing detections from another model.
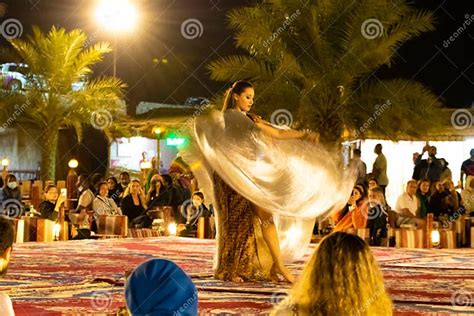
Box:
left=35, top=165, right=212, bottom=238
left=333, top=145, right=473, bottom=242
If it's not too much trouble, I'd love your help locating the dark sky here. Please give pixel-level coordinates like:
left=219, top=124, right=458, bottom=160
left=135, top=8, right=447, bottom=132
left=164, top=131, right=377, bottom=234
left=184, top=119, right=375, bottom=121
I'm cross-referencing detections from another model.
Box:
left=1, top=0, right=473, bottom=111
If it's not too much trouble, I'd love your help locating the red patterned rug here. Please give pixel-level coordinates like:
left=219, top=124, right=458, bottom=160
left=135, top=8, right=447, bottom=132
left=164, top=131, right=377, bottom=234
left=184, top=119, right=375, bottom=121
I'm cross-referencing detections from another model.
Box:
left=0, top=237, right=473, bottom=315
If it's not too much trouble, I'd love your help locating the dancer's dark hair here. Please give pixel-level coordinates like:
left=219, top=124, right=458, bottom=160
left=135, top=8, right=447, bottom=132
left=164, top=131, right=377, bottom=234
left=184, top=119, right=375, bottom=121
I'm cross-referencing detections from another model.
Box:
left=222, top=81, right=253, bottom=112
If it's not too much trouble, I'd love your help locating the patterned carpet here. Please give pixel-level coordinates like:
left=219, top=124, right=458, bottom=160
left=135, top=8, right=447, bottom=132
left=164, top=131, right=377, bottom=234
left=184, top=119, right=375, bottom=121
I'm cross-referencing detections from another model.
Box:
left=1, top=237, right=473, bottom=315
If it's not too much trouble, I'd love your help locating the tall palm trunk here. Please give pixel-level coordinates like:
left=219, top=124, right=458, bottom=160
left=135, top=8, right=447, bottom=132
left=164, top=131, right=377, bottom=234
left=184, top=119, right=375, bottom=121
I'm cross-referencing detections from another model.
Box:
left=40, top=125, right=59, bottom=181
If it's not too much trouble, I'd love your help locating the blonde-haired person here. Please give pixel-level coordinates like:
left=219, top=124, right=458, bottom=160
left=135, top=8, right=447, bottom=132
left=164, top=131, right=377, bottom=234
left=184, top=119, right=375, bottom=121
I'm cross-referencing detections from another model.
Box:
left=272, top=232, right=392, bottom=316
left=120, top=180, right=147, bottom=226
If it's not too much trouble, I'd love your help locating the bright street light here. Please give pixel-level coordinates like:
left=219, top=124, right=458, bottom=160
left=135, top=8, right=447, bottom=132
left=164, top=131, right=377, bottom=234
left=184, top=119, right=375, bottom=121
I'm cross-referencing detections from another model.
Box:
left=94, top=0, right=138, bottom=76
left=95, top=0, right=138, bottom=33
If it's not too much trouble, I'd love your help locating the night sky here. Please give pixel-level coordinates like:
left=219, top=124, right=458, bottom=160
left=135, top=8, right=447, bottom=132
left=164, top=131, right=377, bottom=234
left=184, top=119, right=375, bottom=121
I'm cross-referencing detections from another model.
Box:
left=1, top=0, right=473, bottom=111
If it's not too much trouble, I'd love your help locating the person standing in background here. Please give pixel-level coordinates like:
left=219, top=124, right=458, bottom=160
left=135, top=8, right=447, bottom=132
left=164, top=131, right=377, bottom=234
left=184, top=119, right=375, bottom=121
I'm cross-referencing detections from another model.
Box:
left=461, top=149, right=474, bottom=189
left=372, top=144, right=388, bottom=194
left=349, top=149, right=366, bottom=185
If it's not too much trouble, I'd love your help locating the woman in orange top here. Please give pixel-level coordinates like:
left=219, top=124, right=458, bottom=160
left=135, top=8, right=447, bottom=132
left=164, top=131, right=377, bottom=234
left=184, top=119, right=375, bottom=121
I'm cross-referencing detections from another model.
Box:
left=332, top=185, right=368, bottom=232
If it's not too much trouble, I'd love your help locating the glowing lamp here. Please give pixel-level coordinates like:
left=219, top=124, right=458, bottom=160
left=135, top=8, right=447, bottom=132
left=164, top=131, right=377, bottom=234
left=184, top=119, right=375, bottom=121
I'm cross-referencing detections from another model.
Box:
left=1, top=158, right=9, bottom=167
left=431, top=230, right=440, bottom=247
left=68, top=159, right=79, bottom=169
left=53, top=223, right=61, bottom=241
left=153, top=127, right=162, bottom=135
left=168, top=222, right=177, bottom=236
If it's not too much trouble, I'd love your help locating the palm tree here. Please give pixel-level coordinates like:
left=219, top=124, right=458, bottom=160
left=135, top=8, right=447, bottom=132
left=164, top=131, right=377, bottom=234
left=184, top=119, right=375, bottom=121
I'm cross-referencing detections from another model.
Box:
left=0, top=26, right=125, bottom=180
left=209, top=0, right=444, bottom=143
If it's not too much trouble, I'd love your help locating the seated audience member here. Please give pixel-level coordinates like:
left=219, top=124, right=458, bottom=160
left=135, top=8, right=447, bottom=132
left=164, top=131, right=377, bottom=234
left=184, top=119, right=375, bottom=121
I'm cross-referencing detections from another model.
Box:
left=462, top=175, right=474, bottom=213
left=1, top=174, right=22, bottom=217
left=332, top=185, right=368, bottom=232
left=92, top=182, right=122, bottom=217
left=429, top=181, right=451, bottom=219
left=416, top=179, right=431, bottom=218
left=161, top=174, right=187, bottom=222
left=367, top=177, right=379, bottom=191
left=119, top=172, right=131, bottom=192
left=106, top=176, right=123, bottom=205
left=125, top=259, right=198, bottom=315
left=121, top=180, right=149, bottom=227
left=443, top=179, right=461, bottom=214
left=178, top=192, right=212, bottom=236
left=0, top=217, right=15, bottom=316
left=272, top=232, right=392, bottom=316
left=39, top=185, right=66, bottom=221
left=186, top=192, right=212, bottom=224
left=394, top=180, right=424, bottom=227
left=71, top=175, right=95, bottom=239
left=146, top=176, right=171, bottom=209
left=74, top=174, right=88, bottom=199
left=367, top=187, right=388, bottom=246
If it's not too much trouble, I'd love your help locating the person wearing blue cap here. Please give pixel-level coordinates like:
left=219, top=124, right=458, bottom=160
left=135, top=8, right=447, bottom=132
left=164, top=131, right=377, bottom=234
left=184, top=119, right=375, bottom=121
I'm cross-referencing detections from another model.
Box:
left=125, top=259, right=198, bottom=316
left=461, top=148, right=474, bottom=189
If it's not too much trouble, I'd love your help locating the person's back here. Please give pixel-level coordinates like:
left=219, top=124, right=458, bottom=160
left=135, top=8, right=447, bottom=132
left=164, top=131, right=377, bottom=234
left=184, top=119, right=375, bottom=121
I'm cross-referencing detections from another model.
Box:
left=0, top=217, right=15, bottom=316
left=350, top=149, right=366, bottom=185
left=272, top=232, right=392, bottom=316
